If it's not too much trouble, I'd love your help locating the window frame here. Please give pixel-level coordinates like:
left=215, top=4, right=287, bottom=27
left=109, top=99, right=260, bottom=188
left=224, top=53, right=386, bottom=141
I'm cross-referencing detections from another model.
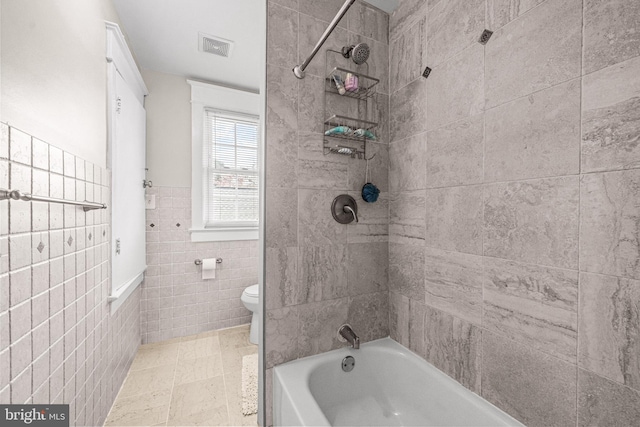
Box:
left=188, top=80, right=261, bottom=242
left=203, top=108, right=260, bottom=229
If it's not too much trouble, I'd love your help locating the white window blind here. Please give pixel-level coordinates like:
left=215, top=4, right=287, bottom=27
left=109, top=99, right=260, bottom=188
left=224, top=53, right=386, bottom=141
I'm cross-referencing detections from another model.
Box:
left=204, top=109, right=259, bottom=228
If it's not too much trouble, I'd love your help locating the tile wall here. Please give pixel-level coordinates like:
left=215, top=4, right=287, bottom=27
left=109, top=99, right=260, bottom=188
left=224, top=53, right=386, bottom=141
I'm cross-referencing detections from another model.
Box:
left=264, top=0, right=391, bottom=422
left=0, top=123, right=141, bottom=426
left=388, top=0, right=640, bottom=425
left=141, top=186, right=258, bottom=344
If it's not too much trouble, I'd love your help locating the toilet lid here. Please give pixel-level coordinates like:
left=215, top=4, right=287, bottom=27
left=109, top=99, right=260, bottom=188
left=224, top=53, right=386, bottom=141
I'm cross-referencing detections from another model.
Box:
left=244, top=284, right=259, bottom=297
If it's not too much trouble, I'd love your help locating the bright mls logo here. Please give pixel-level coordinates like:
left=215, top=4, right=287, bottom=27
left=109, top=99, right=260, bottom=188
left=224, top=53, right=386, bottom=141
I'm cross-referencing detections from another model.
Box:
left=0, top=405, right=69, bottom=426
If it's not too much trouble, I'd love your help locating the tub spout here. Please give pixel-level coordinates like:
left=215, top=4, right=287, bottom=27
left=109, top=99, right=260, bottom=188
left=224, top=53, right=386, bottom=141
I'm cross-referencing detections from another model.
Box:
left=338, top=324, right=360, bottom=349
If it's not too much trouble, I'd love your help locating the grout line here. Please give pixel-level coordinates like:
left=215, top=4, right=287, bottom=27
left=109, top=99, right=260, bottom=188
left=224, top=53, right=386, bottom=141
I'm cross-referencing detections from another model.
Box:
left=488, top=0, right=554, bottom=34
left=480, top=7, right=487, bottom=382
left=578, top=364, right=640, bottom=397
left=163, top=342, right=180, bottom=426
left=219, top=336, right=235, bottom=424
left=448, top=249, right=579, bottom=275
left=485, top=72, right=583, bottom=114
left=387, top=9, right=393, bottom=342
left=478, top=324, right=577, bottom=367
left=576, top=1, right=586, bottom=423
left=441, top=172, right=580, bottom=190
left=396, top=73, right=584, bottom=147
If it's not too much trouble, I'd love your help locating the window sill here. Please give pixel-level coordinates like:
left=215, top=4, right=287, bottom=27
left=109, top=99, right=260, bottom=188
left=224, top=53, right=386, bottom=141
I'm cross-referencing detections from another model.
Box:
left=189, top=227, right=258, bottom=242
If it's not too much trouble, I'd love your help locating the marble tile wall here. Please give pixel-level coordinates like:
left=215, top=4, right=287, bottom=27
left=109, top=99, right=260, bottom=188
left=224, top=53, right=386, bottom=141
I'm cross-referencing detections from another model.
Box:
left=264, top=1, right=390, bottom=423
left=141, top=186, right=259, bottom=344
left=0, top=123, right=141, bottom=426
left=388, top=0, right=640, bottom=425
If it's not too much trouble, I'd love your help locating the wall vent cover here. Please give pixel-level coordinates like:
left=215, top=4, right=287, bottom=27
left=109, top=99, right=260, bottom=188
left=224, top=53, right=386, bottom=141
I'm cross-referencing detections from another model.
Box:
left=199, top=33, right=234, bottom=58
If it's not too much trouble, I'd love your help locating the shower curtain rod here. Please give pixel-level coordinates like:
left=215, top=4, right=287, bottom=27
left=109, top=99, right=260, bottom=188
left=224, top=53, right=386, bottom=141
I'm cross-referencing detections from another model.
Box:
left=0, top=188, right=107, bottom=211
left=293, top=0, right=356, bottom=79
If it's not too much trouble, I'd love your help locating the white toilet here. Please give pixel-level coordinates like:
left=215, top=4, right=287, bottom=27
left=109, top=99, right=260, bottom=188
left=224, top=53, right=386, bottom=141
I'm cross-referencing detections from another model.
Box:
left=241, top=284, right=259, bottom=345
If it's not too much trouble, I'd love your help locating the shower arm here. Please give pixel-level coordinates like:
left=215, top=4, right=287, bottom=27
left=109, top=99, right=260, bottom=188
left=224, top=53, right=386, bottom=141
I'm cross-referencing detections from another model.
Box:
left=293, top=0, right=356, bottom=79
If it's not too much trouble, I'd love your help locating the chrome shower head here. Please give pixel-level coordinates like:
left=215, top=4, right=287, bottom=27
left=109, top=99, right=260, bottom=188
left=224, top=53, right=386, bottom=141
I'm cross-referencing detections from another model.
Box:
left=341, top=43, right=370, bottom=65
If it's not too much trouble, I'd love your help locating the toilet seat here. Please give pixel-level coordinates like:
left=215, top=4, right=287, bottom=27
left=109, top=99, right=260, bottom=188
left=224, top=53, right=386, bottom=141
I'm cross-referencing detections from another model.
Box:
left=243, top=284, right=259, bottom=298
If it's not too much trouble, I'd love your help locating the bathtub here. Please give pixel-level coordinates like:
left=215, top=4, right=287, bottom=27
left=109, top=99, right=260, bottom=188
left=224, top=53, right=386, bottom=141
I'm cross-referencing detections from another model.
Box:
left=273, top=338, right=523, bottom=426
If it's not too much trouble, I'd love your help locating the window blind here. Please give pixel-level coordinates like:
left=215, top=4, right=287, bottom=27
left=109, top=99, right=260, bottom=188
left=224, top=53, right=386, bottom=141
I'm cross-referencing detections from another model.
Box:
left=204, top=109, right=259, bottom=228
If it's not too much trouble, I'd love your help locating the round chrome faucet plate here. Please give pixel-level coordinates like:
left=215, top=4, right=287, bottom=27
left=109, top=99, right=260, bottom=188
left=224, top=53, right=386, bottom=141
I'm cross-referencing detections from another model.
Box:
left=342, top=355, right=355, bottom=372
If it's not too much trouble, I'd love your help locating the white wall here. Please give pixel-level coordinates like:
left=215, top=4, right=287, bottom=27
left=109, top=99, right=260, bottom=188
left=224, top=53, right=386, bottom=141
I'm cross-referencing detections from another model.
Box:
left=1, top=2, right=144, bottom=423
left=142, top=69, right=192, bottom=187
left=143, top=69, right=262, bottom=189
left=1, top=0, right=122, bottom=168
left=0, top=3, right=3, bottom=122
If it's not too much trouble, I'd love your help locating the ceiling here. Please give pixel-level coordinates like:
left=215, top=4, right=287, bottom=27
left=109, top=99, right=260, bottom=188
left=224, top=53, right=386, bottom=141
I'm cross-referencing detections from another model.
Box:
left=112, top=0, right=397, bottom=92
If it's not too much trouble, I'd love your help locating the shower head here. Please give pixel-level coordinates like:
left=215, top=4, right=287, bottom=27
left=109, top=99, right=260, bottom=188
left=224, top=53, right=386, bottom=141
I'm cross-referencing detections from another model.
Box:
left=341, top=43, right=370, bottom=65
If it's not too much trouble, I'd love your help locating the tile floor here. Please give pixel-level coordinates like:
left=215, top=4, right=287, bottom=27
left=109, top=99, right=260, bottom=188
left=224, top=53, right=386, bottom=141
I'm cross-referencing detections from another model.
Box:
left=105, top=324, right=259, bottom=426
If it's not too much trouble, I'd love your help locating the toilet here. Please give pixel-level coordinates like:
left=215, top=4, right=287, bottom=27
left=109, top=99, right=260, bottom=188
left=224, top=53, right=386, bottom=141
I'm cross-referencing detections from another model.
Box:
left=241, top=284, right=259, bottom=344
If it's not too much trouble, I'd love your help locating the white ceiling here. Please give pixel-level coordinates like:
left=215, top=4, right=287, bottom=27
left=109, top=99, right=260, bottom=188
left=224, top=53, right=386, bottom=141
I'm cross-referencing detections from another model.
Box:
left=112, top=0, right=263, bottom=91
left=112, top=0, right=397, bottom=92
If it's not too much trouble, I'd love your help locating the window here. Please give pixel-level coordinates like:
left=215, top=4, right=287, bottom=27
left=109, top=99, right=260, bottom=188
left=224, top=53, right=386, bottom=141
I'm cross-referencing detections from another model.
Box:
left=188, top=80, right=261, bottom=242
left=204, top=110, right=259, bottom=228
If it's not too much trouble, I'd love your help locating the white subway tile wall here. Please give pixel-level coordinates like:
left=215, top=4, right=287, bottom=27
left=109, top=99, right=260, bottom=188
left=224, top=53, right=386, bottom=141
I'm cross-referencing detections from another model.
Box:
left=142, top=186, right=258, bottom=344
left=0, top=123, right=141, bottom=426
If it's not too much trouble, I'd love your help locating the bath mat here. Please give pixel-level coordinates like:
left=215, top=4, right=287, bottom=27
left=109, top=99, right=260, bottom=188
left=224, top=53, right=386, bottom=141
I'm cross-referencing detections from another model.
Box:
left=242, top=353, right=259, bottom=416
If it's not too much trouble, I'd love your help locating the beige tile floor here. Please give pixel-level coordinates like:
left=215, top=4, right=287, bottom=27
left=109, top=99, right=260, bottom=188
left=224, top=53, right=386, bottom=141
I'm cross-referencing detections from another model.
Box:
left=105, top=325, right=259, bottom=426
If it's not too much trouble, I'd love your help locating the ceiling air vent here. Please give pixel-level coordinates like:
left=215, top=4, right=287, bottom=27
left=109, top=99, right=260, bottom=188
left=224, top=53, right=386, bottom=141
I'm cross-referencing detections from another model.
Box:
left=199, top=33, right=234, bottom=58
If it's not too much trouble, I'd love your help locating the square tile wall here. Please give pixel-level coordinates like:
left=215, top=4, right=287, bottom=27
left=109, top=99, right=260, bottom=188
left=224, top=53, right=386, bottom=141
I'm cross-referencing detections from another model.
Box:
left=387, top=0, right=640, bottom=426
left=141, top=186, right=258, bottom=344
left=0, top=123, right=141, bottom=426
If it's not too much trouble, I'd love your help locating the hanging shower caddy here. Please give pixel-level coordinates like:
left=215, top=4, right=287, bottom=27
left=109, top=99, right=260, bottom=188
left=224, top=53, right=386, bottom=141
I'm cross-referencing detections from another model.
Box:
left=323, top=49, right=379, bottom=159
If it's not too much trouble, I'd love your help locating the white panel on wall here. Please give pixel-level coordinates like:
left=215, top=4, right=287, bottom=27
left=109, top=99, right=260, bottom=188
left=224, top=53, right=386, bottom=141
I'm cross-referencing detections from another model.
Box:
left=112, top=72, right=146, bottom=290
left=106, top=22, right=148, bottom=313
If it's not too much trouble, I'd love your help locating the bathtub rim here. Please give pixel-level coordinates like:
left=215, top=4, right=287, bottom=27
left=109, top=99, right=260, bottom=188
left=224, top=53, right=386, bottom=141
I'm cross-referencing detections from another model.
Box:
left=272, top=337, right=523, bottom=427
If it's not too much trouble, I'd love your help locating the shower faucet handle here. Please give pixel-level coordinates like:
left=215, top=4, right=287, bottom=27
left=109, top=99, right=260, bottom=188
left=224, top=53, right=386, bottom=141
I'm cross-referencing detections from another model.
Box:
left=343, top=205, right=358, bottom=223
left=331, top=194, right=358, bottom=224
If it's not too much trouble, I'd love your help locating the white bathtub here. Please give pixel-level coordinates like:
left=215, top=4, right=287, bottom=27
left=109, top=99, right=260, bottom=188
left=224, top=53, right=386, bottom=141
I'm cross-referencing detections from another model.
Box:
left=273, top=338, right=523, bottom=426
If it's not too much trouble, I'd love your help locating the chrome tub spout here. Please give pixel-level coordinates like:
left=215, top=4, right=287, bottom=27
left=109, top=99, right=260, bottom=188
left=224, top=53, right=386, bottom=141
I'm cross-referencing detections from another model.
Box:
left=338, top=324, right=360, bottom=349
